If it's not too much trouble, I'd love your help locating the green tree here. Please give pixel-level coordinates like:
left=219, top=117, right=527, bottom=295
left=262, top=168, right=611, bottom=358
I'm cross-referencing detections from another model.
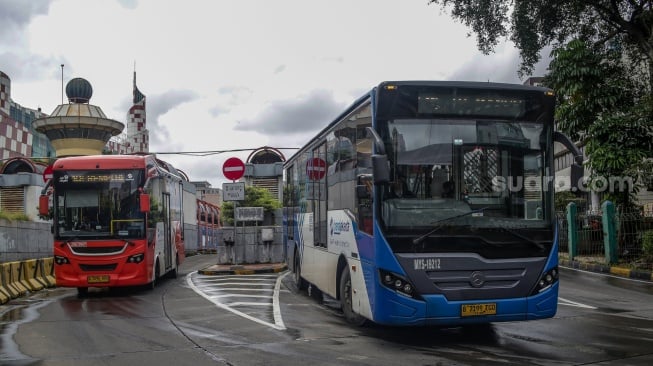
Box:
left=428, top=0, right=653, bottom=91
left=545, top=40, right=635, bottom=141
left=221, top=186, right=281, bottom=226
left=544, top=39, right=653, bottom=206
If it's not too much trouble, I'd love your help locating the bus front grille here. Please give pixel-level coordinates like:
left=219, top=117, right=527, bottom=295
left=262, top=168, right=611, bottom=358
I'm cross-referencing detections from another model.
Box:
left=79, top=263, right=118, bottom=272
left=69, top=245, right=127, bottom=256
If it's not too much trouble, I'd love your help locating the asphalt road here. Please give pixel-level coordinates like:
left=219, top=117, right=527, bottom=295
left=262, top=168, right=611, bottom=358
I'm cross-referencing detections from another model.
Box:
left=2, top=254, right=652, bottom=366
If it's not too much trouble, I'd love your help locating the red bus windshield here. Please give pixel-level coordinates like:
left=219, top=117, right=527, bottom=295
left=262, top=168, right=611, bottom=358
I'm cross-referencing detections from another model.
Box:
left=52, top=169, right=145, bottom=239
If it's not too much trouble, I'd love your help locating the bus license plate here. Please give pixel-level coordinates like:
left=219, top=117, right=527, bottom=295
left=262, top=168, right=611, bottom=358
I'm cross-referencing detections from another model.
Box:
left=461, top=303, right=496, bottom=317
left=87, top=275, right=110, bottom=284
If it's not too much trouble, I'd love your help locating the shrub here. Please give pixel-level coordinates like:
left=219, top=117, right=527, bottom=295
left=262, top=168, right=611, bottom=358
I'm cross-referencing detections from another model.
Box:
left=642, top=230, right=653, bottom=258
left=0, top=210, right=30, bottom=221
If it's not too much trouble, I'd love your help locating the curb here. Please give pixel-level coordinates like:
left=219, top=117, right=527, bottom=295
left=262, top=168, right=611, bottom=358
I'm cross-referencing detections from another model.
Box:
left=197, top=263, right=288, bottom=276
left=559, top=259, right=653, bottom=282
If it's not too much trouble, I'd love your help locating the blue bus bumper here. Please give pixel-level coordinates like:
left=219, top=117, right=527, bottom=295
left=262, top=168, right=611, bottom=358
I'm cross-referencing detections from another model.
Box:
left=371, top=282, right=559, bottom=326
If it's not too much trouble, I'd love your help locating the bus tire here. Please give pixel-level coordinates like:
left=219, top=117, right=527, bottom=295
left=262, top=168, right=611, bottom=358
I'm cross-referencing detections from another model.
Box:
left=149, top=260, right=160, bottom=290
left=293, top=251, right=307, bottom=292
left=77, top=287, right=88, bottom=297
left=339, top=266, right=367, bottom=326
left=168, top=254, right=179, bottom=279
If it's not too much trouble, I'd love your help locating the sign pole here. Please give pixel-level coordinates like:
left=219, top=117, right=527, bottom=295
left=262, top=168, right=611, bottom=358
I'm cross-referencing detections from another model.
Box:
left=233, top=181, right=238, bottom=265
left=222, top=157, right=246, bottom=265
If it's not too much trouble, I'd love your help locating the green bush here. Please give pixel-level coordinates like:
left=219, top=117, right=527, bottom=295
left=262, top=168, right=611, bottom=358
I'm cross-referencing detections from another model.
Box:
left=0, top=210, right=30, bottom=221
left=643, top=230, right=653, bottom=258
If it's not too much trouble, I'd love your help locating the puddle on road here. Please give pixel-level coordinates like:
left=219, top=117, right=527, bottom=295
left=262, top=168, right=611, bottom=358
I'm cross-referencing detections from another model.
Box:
left=0, top=292, right=64, bottom=364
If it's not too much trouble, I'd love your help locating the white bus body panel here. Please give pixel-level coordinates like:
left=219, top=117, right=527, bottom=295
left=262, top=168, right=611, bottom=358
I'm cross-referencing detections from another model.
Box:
left=298, top=210, right=373, bottom=320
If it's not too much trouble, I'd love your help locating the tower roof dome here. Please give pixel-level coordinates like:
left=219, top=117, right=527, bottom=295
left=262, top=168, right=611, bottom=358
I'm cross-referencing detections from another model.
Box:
left=66, top=77, right=93, bottom=103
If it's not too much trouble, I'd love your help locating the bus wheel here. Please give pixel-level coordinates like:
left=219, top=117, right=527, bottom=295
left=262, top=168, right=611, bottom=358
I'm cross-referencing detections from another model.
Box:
left=168, top=254, right=179, bottom=279
left=293, top=252, right=306, bottom=292
left=149, top=260, right=160, bottom=290
left=339, top=266, right=367, bottom=326
left=77, top=287, right=88, bottom=297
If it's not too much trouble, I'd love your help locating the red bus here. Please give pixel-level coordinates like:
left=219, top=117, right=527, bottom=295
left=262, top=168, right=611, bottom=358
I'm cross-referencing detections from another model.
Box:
left=40, top=154, right=185, bottom=295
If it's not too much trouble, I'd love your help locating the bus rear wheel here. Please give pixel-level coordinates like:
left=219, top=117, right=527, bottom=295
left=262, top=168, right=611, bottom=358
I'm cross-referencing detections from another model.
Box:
left=149, top=260, right=160, bottom=290
left=339, top=266, right=367, bottom=326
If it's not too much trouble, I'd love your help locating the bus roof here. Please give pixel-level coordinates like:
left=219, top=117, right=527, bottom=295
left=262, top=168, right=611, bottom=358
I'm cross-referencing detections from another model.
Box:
left=52, top=154, right=186, bottom=182
left=378, top=80, right=552, bottom=93
left=284, top=80, right=552, bottom=164
left=52, top=154, right=153, bottom=170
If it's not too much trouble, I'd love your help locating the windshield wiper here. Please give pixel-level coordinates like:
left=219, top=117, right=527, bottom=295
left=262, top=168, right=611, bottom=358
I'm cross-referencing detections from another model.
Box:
left=412, top=207, right=488, bottom=246
left=496, top=227, right=545, bottom=250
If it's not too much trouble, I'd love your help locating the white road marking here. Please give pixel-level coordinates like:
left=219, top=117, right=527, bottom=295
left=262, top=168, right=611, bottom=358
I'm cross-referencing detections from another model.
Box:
left=558, top=297, right=598, bottom=309
left=186, top=271, right=287, bottom=330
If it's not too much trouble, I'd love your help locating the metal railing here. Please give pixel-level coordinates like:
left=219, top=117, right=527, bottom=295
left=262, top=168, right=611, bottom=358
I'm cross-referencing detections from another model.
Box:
left=557, top=202, right=653, bottom=270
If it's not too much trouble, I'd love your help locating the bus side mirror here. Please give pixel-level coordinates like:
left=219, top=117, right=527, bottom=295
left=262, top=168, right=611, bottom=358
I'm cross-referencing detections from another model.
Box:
left=553, top=131, right=585, bottom=195
left=39, top=195, right=49, bottom=217
left=570, top=163, right=583, bottom=193
left=356, top=185, right=370, bottom=199
left=372, top=155, right=390, bottom=185
left=140, top=193, right=150, bottom=213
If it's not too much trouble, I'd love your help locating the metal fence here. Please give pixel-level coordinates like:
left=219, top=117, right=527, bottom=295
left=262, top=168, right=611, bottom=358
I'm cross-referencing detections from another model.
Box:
left=557, top=203, right=653, bottom=270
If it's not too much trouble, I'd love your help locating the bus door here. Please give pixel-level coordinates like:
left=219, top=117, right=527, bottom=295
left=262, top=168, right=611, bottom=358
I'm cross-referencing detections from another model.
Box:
left=162, top=192, right=172, bottom=269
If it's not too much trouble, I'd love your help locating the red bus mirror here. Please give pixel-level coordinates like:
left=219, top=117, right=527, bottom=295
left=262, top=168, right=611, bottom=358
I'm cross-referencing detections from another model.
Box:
left=140, top=193, right=150, bottom=213
left=39, top=195, right=49, bottom=216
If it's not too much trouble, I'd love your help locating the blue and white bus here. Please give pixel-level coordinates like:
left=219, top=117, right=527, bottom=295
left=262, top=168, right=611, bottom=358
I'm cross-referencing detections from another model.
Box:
left=283, top=81, right=581, bottom=326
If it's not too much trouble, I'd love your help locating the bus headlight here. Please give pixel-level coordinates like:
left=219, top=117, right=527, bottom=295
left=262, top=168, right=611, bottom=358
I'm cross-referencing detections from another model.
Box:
left=531, top=266, right=559, bottom=295
left=379, top=269, right=420, bottom=299
left=126, top=253, right=144, bottom=264
left=54, top=255, right=70, bottom=265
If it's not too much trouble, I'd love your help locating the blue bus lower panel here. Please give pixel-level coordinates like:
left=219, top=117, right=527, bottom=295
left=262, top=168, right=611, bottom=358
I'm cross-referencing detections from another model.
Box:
left=371, top=282, right=559, bottom=327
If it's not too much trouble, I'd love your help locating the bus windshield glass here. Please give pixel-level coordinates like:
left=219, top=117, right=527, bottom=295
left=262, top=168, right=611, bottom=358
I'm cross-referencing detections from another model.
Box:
left=52, top=170, right=145, bottom=239
left=377, top=85, right=554, bottom=232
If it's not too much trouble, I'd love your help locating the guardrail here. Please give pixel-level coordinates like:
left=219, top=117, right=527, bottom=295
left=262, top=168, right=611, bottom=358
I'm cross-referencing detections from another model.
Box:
left=0, top=257, right=55, bottom=304
left=558, top=201, right=653, bottom=276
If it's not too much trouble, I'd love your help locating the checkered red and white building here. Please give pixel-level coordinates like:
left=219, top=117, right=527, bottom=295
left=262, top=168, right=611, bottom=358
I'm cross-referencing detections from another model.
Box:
left=0, top=71, right=49, bottom=161
left=107, top=71, right=149, bottom=154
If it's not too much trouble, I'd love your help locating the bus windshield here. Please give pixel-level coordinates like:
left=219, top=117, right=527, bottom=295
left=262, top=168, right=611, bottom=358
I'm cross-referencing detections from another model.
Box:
left=380, top=118, right=551, bottom=230
left=52, top=170, right=145, bottom=239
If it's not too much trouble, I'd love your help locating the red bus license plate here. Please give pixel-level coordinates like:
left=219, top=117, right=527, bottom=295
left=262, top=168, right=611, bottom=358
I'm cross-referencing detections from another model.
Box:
left=87, top=275, right=110, bottom=284
left=461, top=303, right=496, bottom=317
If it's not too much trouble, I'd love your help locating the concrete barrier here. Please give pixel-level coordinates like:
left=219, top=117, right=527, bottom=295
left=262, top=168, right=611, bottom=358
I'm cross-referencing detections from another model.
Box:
left=0, top=286, right=8, bottom=304
left=0, top=264, right=13, bottom=304
left=21, top=259, right=44, bottom=292
left=1, top=262, right=20, bottom=299
left=38, top=257, right=56, bottom=288
left=10, top=261, right=30, bottom=295
left=0, top=258, right=59, bottom=304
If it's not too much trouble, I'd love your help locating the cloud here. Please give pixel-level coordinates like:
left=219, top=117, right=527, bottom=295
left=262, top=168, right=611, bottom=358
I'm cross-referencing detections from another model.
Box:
left=0, top=52, right=67, bottom=82
left=0, top=0, right=56, bottom=82
left=236, top=89, right=347, bottom=136
left=145, top=89, right=199, bottom=147
left=0, top=0, right=52, bottom=42
left=115, top=0, right=138, bottom=10
left=448, top=43, right=553, bottom=83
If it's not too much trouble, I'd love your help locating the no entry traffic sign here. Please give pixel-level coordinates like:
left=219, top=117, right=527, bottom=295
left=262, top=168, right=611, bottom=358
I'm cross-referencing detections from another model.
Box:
left=223, top=157, right=245, bottom=181
left=306, top=157, right=326, bottom=180
left=42, top=164, right=53, bottom=183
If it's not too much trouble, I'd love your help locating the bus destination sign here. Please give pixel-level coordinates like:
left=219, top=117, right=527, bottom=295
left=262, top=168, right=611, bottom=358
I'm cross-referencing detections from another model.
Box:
left=59, top=173, right=135, bottom=184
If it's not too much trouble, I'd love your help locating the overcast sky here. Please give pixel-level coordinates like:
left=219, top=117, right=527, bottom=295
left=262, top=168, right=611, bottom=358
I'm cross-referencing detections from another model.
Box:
left=0, top=0, right=549, bottom=187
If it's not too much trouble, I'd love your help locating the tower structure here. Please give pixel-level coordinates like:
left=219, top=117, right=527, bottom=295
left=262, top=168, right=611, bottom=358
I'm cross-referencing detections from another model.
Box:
left=32, top=78, right=124, bottom=157
left=126, top=70, right=148, bottom=153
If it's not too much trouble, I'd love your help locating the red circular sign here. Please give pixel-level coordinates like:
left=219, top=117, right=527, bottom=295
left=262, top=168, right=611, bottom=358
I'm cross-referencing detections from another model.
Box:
left=43, top=165, right=54, bottom=183
left=223, top=157, right=245, bottom=181
left=306, top=158, right=326, bottom=180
